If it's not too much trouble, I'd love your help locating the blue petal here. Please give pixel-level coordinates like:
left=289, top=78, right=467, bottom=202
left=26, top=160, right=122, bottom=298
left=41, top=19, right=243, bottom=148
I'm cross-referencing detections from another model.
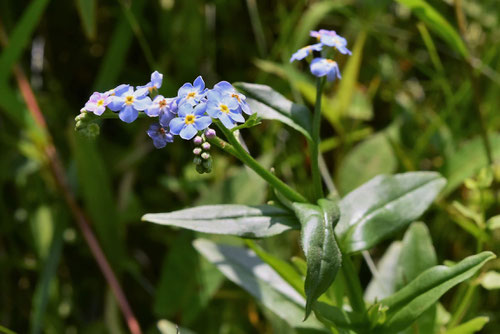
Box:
left=108, top=96, right=125, bottom=111
left=207, top=90, right=222, bottom=103
left=134, top=87, right=149, bottom=98
left=151, top=71, right=163, bottom=89
left=229, top=111, right=245, bottom=123
left=159, top=111, right=175, bottom=127
left=194, top=116, right=212, bottom=131
left=219, top=113, right=236, bottom=129
left=310, top=58, right=330, bottom=77
left=178, top=83, right=194, bottom=97
left=178, top=103, right=193, bottom=117
left=241, top=101, right=252, bottom=115
left=133, top=96, right=152, bottom=111
left=193, top=76, right=205, bottom=91
left=119, top=105, right=138, bottom=123
left=214, top=81, right=234, bottom=93
left=169, top=118, right=185, bottom=135
left=206, top=103, right=221, bottom=118
left=146, top=105, right=160, bottom=117
left=180, top=124, right=197, bottom=140
left=113, top=84, right=130, bottom=96
left=193, top=102, right=207, bottom=116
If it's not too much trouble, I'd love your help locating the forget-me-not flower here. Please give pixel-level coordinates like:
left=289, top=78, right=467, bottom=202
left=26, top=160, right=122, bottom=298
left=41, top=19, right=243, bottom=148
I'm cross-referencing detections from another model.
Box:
left=213, top=81, right=252, bottom=115
left=169, top=103, right=212, bottom=140
left=177, top=76, right=207, bottom=106
left=137, top=71, right=163, bottom=92
left=84, top=92, right=112, bottom=116
left=206, top=90, right=245, bottom=129
left=310, top=29, right=351, bottom=55
left=108, top=86, right=152, bottom=123
left=147, top=122, right=174, bottom=149
left=290, top=43, right=323, bottom=62
left=310, top=58, right=341, bottom=82
left=146, top=95, right=177, bottom=127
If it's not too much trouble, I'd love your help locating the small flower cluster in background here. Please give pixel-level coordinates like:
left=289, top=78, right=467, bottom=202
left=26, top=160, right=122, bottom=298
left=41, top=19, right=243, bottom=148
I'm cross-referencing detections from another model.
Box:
left=80, top=71, right=253, bottom=149
left=290, top=29, right=351, bottom=81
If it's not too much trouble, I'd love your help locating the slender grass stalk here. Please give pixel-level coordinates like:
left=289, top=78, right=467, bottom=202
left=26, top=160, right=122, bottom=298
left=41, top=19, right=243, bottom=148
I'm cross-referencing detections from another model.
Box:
left=341, top=255, right=366, bottom=316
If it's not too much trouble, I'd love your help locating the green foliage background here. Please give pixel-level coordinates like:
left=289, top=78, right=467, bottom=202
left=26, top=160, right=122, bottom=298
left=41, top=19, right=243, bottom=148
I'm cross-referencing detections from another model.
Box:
left=0, top=0, right=499, bottom=333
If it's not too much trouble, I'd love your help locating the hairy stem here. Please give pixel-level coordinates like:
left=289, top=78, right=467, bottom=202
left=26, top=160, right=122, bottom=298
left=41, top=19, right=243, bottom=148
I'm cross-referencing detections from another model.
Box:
left=311, top=78, right=326, bottom=200
left=341, top=255, right=366, bottom=315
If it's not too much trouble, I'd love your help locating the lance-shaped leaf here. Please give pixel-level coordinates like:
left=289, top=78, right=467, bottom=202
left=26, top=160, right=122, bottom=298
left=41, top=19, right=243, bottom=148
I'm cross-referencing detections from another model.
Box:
left=377, top=252, right=495, bottom=333
left=193, top=239, right=329, bottom=332
left=142, top=205, right=299, bottom=239
left=336, top=172, right=446, bottom=253
left=233, top=82, right=313, bottom=141
left=293, top=199, right=342, bottom=319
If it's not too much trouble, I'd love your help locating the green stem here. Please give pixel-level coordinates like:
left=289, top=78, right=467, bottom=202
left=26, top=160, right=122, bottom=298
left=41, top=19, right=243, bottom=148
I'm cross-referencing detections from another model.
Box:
left=215, top=125, right=308, bottom=203
left=311, top=78, right=325, bottom=201
left=341, top=255, right=366, bottom=315
left=448, top=283, right=477, bottom=328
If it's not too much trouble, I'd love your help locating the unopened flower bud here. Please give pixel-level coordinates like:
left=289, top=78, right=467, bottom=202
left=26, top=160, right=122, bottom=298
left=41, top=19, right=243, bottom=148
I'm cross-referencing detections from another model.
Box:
left=204, top=128, right=216, bottom=139
left=201, top=142, right=211, bottom=150
left=193, top=157, right=202, bottom=165
left=193, top=136, right=203, bottom=145
left=195, top=164, right=206, bottom=174
left=201, top=152, right=210, bottom=160
left=202, top=159, right=212, bottom=171
left=193, top=148, right=202, bottom=155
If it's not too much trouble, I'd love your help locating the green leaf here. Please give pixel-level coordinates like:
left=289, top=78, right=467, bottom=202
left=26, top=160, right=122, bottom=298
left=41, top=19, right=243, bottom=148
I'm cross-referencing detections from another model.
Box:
left=442, top=133, right=500, bottom=196
left=193, top=239, right=328, bottom=332
left=157, top=319, right=197, bottom=334
left=336, top=129, right=398, bottom=195
left=0, top=0, right=51, bottom=84
left=486, top=215, right=500, bottom=231
left=293, top=199, right=342, bottom=319
left=336, top=172, right=446, bottom=253
left=479, top=271, right=500, bottom=290
left=246, top=240, right=305, bottom=297
left=445, top=316, right=489, bottom=334
left=75, top=0, right=96, bottom=40
left=395, top=0, right=468, bottom=58
left=379, top=252, right=495, bottom=333
left=364, top=242, right=403, bottom=302
left=233, top=82, right=313, bottom=142
left=396, top=222, right=437, bottom=288
left=143, top=205, right=299, bottom=239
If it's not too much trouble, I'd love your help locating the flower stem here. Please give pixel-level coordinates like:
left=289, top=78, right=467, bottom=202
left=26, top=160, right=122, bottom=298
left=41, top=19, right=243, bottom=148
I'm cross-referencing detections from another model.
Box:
left=311, top=78, right=325, bottom=200
left=341, top=255, right=366, bottom=315
left=214, top=125, right=308, bottom=203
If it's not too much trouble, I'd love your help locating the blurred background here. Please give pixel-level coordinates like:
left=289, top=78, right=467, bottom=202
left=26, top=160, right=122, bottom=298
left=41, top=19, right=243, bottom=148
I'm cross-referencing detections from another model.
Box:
left=1, top=0, right=499, bottom=333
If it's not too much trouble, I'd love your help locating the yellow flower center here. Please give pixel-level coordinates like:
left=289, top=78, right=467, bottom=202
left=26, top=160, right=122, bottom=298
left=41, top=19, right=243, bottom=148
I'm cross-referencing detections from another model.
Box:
left=231, top=93, right=241, bottom=103
left=125, top=95, right=134, bottom=105
left=220, top=104, right=229, bottom=113
left=159, top=99, right=167, bottom=108
left=97, top=99, right=104, bottom=106
left=326, top=59, right=336, bottom=64
left=185, top=114, right=195, bottom=124
left=187, top=92, right=196, bottom=99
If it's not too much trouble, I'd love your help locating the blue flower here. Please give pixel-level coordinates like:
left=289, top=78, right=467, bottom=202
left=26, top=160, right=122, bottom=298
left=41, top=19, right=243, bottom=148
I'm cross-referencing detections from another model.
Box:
left=108, top=86, right=152, bottom=123
left=289, top=43, right=323, bottom=62
left=147, top=122, right=174, bottom=149
left=206, top=90, right=244, bottom=129
left=310, top=58, right=341, bottom=82
left=177, top=76, right=207, bottom=106
left=84, top=92, right=112, bottom=116
left=169, top=103, right=212, bottom=140
left=310, top=29, right=351, bottom=55
left=213, top=81, right=252, bottom=115
left=146, top=95, right=177, bottom=126
left=137, top=71, right=163, bottom=92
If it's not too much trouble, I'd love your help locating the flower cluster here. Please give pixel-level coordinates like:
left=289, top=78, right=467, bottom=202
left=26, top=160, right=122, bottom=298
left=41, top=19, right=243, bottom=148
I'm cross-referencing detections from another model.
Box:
left=81, top=71, right=253, bottom=149
left=290, top=29, right=351, bottom=81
